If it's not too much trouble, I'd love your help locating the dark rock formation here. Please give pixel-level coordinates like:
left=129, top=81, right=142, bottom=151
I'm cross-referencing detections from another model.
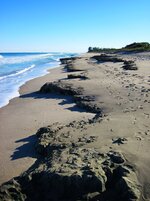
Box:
left=60, top=57, right=80, bottom=65
left=40, top=81, right=102, bottom=115
left=0, top=179, right=26, bottom=201
left=92, top=54, right=124, bottom=63
left=122, top=60, right=138, bottom=70
left=112, top=137, right=128, bottom=145
left=60, top=57, right=83, bottom=72
left=108, top=151, right=125, bottom=164
left=0, top=120, right=141, bottom=201
left=40, top=81, right=83, bottom=95
left=91, top=54, right=138, bottom=71
left=67, top=73, right=88, bottom=80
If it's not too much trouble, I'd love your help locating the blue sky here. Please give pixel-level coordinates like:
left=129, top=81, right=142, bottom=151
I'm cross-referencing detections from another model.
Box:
left=0, top=0, right=150, bottom=52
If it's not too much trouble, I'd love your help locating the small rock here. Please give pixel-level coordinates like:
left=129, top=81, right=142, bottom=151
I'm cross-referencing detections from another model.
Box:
left=138, top=105, right=143, bottom=109
left=112, top=137, right=127, bottom=145
left=108, top=151, right=125, bottom=164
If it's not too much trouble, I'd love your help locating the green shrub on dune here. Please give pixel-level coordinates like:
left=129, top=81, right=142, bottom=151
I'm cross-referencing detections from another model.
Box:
left=88, top=42, right=150, bottom=53
left=122, top=42, right=150, bottom=52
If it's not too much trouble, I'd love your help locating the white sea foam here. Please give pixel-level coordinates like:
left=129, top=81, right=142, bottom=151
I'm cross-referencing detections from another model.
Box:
left=0, top=64, right=35, bottom=81
left=0, top=53, right=53, bottom=65
left=0, top=55, right=4, bottom=59
left=0, top=90, right=20, bottom=107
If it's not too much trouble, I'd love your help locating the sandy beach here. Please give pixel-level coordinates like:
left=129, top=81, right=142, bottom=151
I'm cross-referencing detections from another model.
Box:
left=0, top=66, right=94, bottom=184
left=0, top=52, right=150, bottom=200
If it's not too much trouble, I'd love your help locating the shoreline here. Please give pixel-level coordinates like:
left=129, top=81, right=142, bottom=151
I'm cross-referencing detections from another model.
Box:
left=0, top=60, right=93, bottom=184
left=0, top=63, right=61, bottom=109
left=0, top=52, right=150, bottom=200
left=0, top=66, right=60, bottom=184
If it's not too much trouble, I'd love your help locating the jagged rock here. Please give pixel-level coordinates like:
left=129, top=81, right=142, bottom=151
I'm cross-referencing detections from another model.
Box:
left=36, top=127, right=51, bottom=137
left=40, top=81, right=103, bottom=115
left=60, top=57, right=83, bottom=72
left=74, top=95, right=95, bottom=102
left=0, top=117, right=139, bottom=201
left=114, top=165, right=131, bottom=177
left=122, top=60, right=138, bottom=70
left=76, top=101, right=102, bottom=113
left=78, top=136, right=97, bottom=143
left=60, top=57, right=80, bottom=65
left=116, top=177, right=140, bottom=201
left=92, top=54, right=124, bottom=63
left=108, top=151, right=125, bottom=164
left=65, top=63, right=83, bottom=72
left=83, top=192, right=100, bottom=200
left=67, top=73, right=88, bottom=80
left=0, top=144, right=141, bottom=201
left=0, top=179, right=26, bottom=201
left=112, top=137, right=128, bottom=145
left=40, top=81, right=83, bottom=95
left=35, top=133, right=67, bottom=156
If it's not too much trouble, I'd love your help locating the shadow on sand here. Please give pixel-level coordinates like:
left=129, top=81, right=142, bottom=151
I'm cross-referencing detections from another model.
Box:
left=20, top=91, right=89, bottom=113
left=11, top=134, right=38, bottom=160
left=11, top=91, right=91, bottom=161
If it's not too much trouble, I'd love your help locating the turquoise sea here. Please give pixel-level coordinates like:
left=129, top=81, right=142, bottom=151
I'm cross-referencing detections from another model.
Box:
left=0, top=52, right=77, bottom=108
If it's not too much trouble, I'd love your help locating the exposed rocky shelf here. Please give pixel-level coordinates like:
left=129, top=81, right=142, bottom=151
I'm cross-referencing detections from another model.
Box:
left=91, top=54, right=138, bottom=71
left=40, top=81, right=103, bottom=114
left=92, top=54, right=124, bottom=63
left=0, top=121, right=140, bottom=201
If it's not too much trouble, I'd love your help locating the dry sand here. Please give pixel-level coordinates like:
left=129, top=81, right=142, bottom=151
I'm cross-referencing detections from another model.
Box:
left=0, top=66, right=94, bottom=184
left=0, top=52, right=150, bottom=200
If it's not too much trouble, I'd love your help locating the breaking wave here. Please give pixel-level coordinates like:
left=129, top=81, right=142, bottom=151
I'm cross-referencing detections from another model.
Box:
left=0, top=64, right=35, bottom=80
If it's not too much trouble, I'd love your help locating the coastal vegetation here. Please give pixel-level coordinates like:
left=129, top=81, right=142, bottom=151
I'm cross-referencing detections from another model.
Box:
left=88, top=42, right=150, bottom=53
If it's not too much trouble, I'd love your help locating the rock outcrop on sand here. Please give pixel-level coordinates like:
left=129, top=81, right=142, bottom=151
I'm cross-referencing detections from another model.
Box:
left=0, top=121, right=140, bottom=201
left=92, top=54, right=124, bottom=63
left=60, top=57, right=80, bottom=65
left=67, top=73, right=88, bottom=80
left=122, top=60, right=138, bottom=70
left=40, top=81, right=84, bottom=96
left=92, top=54, right=138, bottom=71
left=60, top=57, right=83, bottom=72
left=40, top=81, right=102, bottom=114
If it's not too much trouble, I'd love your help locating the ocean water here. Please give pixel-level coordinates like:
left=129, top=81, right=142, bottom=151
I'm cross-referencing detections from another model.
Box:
left=0, top=52, right=77, bottom=108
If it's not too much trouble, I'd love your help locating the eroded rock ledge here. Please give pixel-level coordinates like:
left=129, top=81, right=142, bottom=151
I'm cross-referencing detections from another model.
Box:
left=40, top=80, right=102, bottom=115
left=91, top=54, right=138, bottom=70
left=0, top=121, right=141, bottom=201
left=60, top=57, right=83, bottom=72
